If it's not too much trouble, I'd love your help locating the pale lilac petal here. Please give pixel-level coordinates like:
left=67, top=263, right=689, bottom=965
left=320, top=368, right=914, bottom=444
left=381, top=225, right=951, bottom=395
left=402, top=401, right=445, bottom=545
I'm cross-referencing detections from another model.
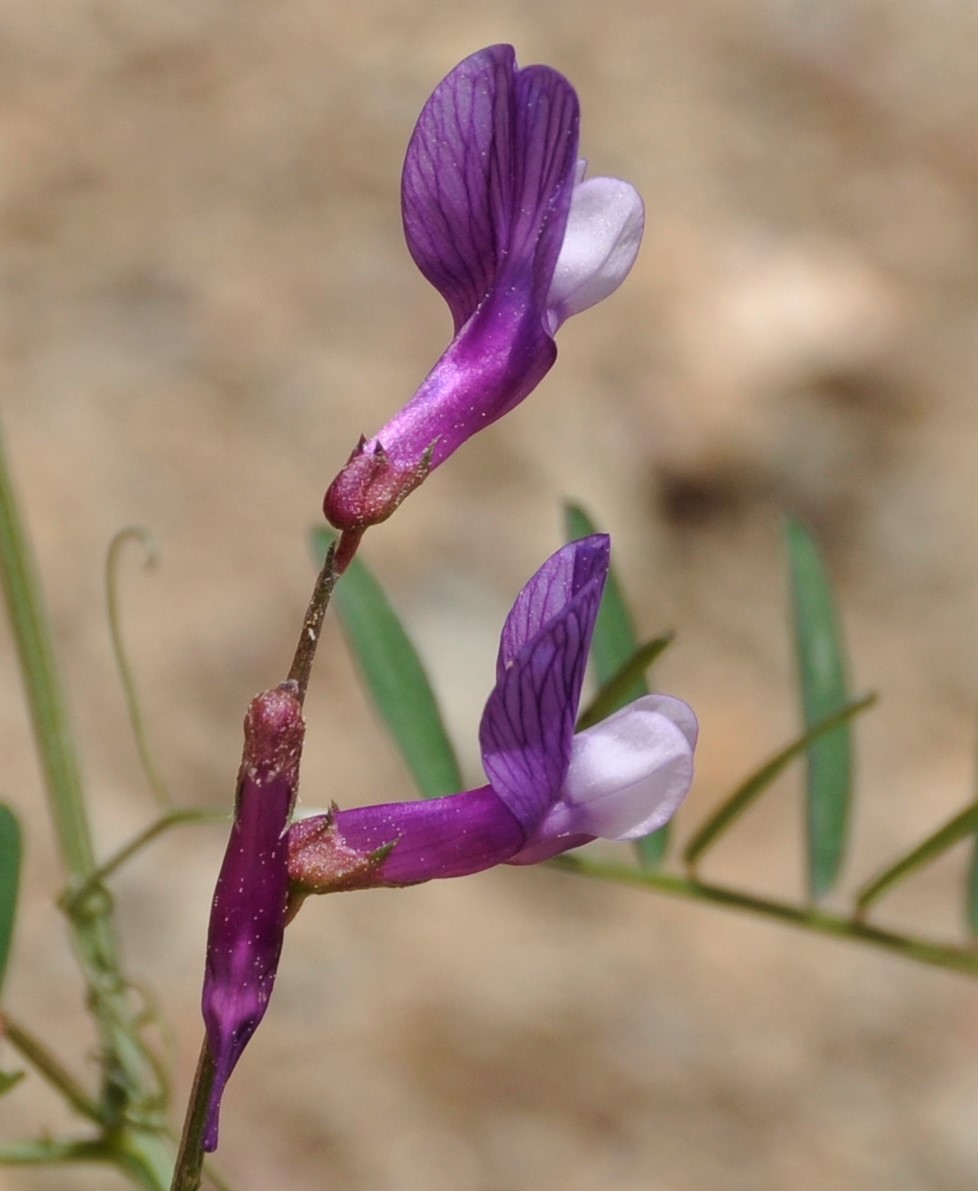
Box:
left=497, top=534, right=609, bottom=677
left=546, top=176, right=644, bottom=331
left=531, top=695, right=696, bottom=844
left=480, top=541, right=607, bottom=829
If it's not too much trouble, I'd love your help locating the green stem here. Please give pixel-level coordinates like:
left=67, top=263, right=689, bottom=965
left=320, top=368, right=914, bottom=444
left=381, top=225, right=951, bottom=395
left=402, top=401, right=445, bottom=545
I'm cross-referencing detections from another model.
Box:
left=3, top=1013, right=102, bottom=1122
left=106, top=527, right=170, bottom=809
left=170, top=1039, right=214, bottom=1191
left=60, top=810, right=225, bottom=916
left=0, top=414, right=173, bottom=1183
left=0, top=418, right=94, bottom=880
left=551, top=856, right=978, bottom=979
left=0, top=1138, right=113, bottom=1165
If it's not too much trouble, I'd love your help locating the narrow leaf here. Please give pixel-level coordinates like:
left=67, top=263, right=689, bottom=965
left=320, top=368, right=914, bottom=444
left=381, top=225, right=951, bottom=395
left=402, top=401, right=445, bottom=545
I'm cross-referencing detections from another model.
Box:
left=563, top=502, right=669, bottom=866
left=0, top=804, right=21, bottom=996
left=785, top=518, right=853, bottom=901
left=967, top=716, right=978, bottom=933
left=858, top=800, right=978, bottom=916
left=684, top=694, right=876, bottom=871
left=577, top=635, right=675, bottom=731
left=312, top=529, right=463, bottom=799
left=968, top=842, right=978, bottom=935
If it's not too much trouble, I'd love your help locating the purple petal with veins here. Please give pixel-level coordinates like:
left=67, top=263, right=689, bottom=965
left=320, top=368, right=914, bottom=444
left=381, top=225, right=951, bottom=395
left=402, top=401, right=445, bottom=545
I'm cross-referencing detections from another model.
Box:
left=288, top=536, right=697, bottom=896
left=480, top=537, right=607, bottom=828
left=323, top=47, right=643, bottom=534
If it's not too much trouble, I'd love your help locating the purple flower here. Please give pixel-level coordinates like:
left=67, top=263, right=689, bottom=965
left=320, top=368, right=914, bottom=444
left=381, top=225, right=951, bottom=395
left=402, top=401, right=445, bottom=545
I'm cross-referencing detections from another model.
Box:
left=287, top=537, right=696, bottom=894
left=324, top=46, right=644, bottom=533
left=201, top=683, right=304, bottom=1152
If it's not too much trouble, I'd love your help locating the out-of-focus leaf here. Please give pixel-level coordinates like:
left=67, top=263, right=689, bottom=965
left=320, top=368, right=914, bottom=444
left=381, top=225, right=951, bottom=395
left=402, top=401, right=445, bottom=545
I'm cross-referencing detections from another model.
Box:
left=312, top=529, right=462, bottom=799
left=563, top=502, right=669, bottom=867
left=577, top=635, right=675, bottom=731
left=857, top=800, right=978, bottom=917
left=0, top=1069, right=24, bottom=1097
left=785, top=518, right=853, bottom=901
left=684, top=695, right=876, bottom=871
left=967, top=717, right=978, bottom=934
left=0, top=804, right=21, bottom=996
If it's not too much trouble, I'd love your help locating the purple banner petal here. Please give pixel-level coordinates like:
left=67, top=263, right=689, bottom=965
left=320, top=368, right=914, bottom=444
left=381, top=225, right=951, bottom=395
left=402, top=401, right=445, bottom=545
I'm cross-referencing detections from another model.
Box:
left=402, top=45, right=514, bottom=332
left=401, top=45, right=579, bottom=334
left=506, top=64, right=580, bottom=308
left=497, top=535, right=609, bottom=678
left=480, top=544, right=607, bottom=829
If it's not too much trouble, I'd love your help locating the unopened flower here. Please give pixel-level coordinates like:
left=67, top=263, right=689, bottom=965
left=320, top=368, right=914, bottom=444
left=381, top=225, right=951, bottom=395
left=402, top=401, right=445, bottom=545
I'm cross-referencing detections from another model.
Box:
left=288, top=537, right=695, bottom=894
left=201, top=683, right=304, bottom=1152
left=324, top=46, right=644, bottom=534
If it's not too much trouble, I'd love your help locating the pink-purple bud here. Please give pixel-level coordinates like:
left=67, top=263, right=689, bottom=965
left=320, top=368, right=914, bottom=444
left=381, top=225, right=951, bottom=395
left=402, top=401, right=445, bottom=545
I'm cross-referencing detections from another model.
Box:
left=201, top=682, right=304, bottom=1152
left=324, top=436, right=432, bottom=533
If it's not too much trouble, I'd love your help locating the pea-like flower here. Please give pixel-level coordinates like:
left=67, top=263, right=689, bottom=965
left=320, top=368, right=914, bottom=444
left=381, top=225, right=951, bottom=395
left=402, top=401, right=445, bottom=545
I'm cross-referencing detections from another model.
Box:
left=323, top=45, right=645, bottom=534
left=288, top=536, right=696, bottom=895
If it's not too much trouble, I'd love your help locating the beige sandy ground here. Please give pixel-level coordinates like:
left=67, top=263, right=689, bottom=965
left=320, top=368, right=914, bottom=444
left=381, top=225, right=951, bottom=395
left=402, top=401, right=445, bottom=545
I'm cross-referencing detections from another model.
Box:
left=2, top=1, right=978, bottom=1188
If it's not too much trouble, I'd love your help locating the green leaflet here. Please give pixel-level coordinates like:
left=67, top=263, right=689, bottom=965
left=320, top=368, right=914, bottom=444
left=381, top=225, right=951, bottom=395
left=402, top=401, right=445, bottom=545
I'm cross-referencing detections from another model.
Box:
left=857, top=799, right=978, bottom=917
left=684, top=695, right=876, bottom=871
left=576, top=635, right=675, bottom=732
left=0, top=803, right=22, bottom=997
left=313, top=530, right=462, bottom=799
left=563, top=503, right=671, bottom=867
left=785, top=518, right=854, bottom=901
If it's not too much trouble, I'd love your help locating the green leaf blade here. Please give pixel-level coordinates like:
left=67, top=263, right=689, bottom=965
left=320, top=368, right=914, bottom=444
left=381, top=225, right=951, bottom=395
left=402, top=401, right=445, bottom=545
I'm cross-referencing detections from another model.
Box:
left=313, top=530, right=463, bottom=800
left=683, top=695, right=876, bottom=872
left=0, top=803, right=22, bottom=997
left=857, top=800, right=978, bottom=917
left=785, top=518, right=854, bottom=901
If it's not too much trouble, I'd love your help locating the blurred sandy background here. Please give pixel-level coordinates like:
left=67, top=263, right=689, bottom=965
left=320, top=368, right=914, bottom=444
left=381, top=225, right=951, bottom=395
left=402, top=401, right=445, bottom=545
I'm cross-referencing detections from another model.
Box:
left=2, top=0, right=978, bottom=1188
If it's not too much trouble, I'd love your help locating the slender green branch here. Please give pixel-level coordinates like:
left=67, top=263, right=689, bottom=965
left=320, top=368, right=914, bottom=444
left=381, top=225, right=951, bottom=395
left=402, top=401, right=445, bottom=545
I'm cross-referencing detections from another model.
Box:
left=551, top=855, right=978, bottom=979
left=0, top=1138, right=112, bottom=1165
left=684, top=694, right=877, bottom=870
left=0, top=413, right=173, bottom=1184
left=106, top=527, right=170, bottom=809
left=2, top=1013, right=102, bottom=1123
left=856, top=799, right=978, bottom=915
left=61, top=810, right=226, bottom=916
left=0, top=416, right=94, bottom=881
